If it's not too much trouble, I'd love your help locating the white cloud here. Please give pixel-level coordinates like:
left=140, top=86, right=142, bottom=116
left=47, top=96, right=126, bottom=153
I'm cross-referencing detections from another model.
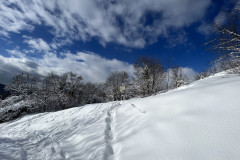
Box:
left=37, top=52, right=134, bottom=83
left=6, top=49, right=25, bottom=57
left=0, top=0, right=212, bottom=48
left=23, top=36, right=50, bottom=52
left=0, top=51, right=134, bottom=84
left=0, top=54, right=39, bottom=84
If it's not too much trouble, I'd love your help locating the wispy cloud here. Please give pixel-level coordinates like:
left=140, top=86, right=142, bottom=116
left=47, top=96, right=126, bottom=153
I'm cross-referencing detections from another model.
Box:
left=0, top=0, right=211, bottom=48
left=23, top=36, right=50, bottom=52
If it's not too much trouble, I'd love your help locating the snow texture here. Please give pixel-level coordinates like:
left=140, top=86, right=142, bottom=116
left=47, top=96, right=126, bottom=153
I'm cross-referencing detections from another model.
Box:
left=0, top=72, right=240, bottom=160
left=0, top=96, right=34, bottom=122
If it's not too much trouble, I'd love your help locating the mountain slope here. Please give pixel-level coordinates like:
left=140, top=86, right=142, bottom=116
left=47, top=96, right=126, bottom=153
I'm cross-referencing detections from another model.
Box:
left=0, top=72, right=240, bottom=160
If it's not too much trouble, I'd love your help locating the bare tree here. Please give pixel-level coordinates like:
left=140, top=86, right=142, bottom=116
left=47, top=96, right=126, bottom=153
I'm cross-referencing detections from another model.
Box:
left=33, top=72, right=83, bottom=111
left=81, top=82, right=106, bottom=104
left=165, top=58, right=172, bottom=90
left=170, top=67, right=189, bottom=88
left=208, top=66, right=218, bottom=76
left=105, top=71, right=129, bottom=101
left=195, top=71, right=209, bottom=80
left=204, top=5, right=240, bottom=74
left=5, top=73, right=37, bottom=96
left=219, top=60, right=231, bottom=71
left=133, top=57, right=165, bottom=97
left=64, top=72, right=83, bottom=105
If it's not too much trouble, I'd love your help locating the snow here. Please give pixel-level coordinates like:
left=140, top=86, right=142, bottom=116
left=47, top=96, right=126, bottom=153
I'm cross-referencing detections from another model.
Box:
left=0, top=96, right=34, bottom=122
left=0, top=72, right=240, bottom=160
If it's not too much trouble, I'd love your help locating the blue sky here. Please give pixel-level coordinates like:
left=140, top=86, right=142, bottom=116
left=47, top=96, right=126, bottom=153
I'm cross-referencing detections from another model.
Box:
left=0, top=0, right=237, bottom=84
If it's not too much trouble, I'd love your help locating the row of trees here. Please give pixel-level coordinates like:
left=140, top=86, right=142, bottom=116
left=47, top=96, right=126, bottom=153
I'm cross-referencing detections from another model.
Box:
left=106, top=57, right=191, bottom=101
left=4, top=72, right=106, bottom=112
left=195, top=59, right=240, bottom=80
left=3, top=57, right=191, bottom=114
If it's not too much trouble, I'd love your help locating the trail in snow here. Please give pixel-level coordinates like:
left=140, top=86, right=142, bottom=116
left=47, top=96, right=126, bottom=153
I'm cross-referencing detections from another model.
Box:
left=104, top=103, right=115, bottom=160
left=0, top=102, right=122, bottom=160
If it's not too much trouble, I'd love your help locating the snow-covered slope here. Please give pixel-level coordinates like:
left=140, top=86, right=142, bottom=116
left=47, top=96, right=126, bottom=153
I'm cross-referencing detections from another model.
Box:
left=0, top=72, right=240, bottom=160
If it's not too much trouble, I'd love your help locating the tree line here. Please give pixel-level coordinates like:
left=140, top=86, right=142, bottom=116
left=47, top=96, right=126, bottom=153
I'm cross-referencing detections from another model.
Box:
left=2, top=57, right=190, bottom=114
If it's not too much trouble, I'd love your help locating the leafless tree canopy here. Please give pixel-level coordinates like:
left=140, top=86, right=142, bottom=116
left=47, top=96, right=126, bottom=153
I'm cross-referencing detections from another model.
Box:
left=105, top=71, right=129, bottom=101
left=204, top=5, right=240, bottom=66
left=170, top=67, right=189, bottom=88
left=5, top=73, right=37, bottom=96
left=133, top=57, right=165, bottom=97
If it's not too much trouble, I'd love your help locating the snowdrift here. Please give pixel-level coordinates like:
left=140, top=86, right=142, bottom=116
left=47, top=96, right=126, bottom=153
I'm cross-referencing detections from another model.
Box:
left=0, top=72, right=240, bottom=160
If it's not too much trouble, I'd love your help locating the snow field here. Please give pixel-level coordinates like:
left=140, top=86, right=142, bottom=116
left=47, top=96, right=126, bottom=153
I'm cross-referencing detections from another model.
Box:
left=0, top=102, right=117, bottom=160
left=0, top=72, right=240, bottom=160
left=114, top=73, right=240, bottom=160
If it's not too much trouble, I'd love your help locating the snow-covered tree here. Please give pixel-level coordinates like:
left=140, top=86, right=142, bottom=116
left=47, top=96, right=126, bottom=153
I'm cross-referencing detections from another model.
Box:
left=195, top=71, right=209, bottom=80
left=33, top=73, right=60, bottom=111
left=64, top=72, right=83, bottom=106
left=33, top=72, right=83, bottom=111
left=81, top=82, right=106, bottom=104
left=219, top=61, right=231, bottom=71
left=5, top=73, right=37, bottom=96
left=105, top=71, right=129, bottom=101
left=208, top=66, right=218, bottom=76
left=170, top=67, right=189, bottom=88
left=133, top=57, right=165, bottom=97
